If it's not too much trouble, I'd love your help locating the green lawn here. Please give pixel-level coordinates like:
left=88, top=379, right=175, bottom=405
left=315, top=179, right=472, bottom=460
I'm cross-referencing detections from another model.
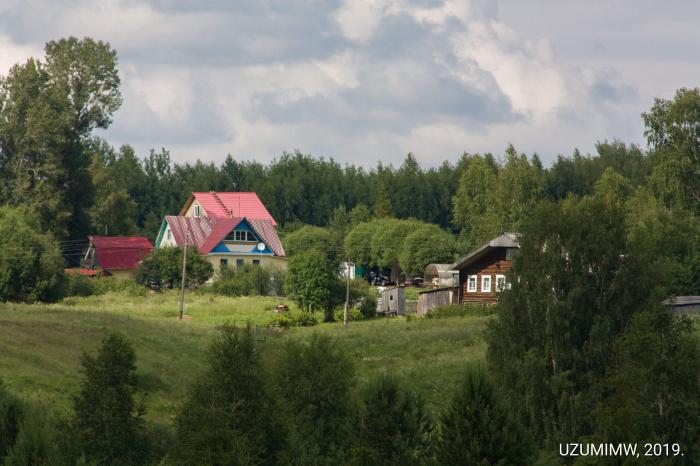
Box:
left=0, top=290, right=489, bottom=424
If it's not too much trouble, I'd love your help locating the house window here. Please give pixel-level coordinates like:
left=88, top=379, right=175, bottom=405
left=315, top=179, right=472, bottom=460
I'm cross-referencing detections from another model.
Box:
left=166, top=229, right=171, bottom=241
left=194, top=205, right=201, bottom=217
left=252, top=259, right=260, bottom=266
left=495, top=274, right=506, bottom=292
left=481, top=275, right=492, bottom=293
left=467, top=275, right=477, bottom=292
left=225, top=230, right=258, bottom=242
left=220, top=259, right=228, bottom=268
left=236, top=259, right=244, bottom=267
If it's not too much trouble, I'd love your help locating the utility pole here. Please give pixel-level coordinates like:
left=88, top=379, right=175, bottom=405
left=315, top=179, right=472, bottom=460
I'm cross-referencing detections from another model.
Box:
left=179, top=230, right=189, bottom=320
left=343, top=261, right=351, bottom=328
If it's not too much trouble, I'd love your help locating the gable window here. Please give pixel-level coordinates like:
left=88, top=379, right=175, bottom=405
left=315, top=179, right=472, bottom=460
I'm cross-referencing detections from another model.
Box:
left=166, top=229, right=171, bottom=241
left=481, top=275, right=492, bottom=293
left=495, top=274, right=506, bottom=292
left=194, top=205, right=201, bottom=217
left=467, top=275, right=477, bottom=292
left=225, top=230, right=259, bottom=242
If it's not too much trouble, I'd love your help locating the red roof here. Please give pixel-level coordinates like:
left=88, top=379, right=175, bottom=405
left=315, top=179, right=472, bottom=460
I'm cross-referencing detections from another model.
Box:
left=164, top=216, right=285, bottom=257
left=90, top=236, right=153, bottom=270
left=181, top=192, right=276, bottom=226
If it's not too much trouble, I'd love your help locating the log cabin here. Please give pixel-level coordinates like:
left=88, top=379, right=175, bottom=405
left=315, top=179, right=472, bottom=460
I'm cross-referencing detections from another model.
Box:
left=451, top=233, right=520, bottom=304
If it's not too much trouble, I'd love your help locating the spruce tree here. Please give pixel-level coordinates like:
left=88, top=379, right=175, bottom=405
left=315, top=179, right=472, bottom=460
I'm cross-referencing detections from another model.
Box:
left=0, top=380, right=24, bottom=461
left=71, top=332, right=147, bottom=465
left=436, top=366, right=531, bottom=466
left=4, top=408, right=57, bottom=466
left=170, top=325, right=285, bottom=466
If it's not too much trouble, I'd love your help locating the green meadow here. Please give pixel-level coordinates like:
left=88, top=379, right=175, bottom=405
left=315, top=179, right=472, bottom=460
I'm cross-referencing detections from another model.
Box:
left=0, top=290, right=489, bottom=424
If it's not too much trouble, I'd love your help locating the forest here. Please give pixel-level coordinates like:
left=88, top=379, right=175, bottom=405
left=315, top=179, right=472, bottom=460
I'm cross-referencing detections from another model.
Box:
left=0, top=38, right=700, bottom=465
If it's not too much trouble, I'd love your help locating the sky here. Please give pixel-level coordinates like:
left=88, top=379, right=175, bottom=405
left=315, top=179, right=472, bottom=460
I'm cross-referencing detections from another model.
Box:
left=0, top=0, right=698, bottom=167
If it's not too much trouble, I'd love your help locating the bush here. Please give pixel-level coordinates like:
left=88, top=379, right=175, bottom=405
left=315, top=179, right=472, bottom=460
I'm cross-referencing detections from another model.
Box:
left=0, top=206, right=66, bottom=303
left=64, top=274, right=147, bottom=298
left=135, top=246, right=213, bottom=290
left=265, top=312, right=318, bottom=329
left=0, top=380, right=24, bottom=459
left=426, top=304, right=495, bottom=319
left=212, top=264, right=284, bottom=297
left=333, top=307, right=364, bottom=322
left=4, top=407, right=58, bottom=466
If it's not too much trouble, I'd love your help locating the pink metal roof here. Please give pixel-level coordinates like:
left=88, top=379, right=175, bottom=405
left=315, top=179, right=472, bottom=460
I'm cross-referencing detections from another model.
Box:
left=90, top=236, right=153, bottom=270
left=164, top=216, right=285, bottom=257
left=181, top=192, right=276, bottom=226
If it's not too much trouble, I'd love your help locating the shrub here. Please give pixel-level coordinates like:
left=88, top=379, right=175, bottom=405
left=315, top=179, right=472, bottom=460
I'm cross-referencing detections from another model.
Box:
left=293, top=312, right=319, bottom=327
left=64, top=274, right=96, bottom=297
left=171, top=325, right=286, bottom=465
left=0, top=380, right=24, bottom=459
left=71, top=332, right=148, bottom=465
left=356, top=374, right=431, bottom=466
left=212, top=264, right=284, bottom=297
left=0, top=206, right=66, bottom=303
left=436, top=366, right=531, bottom=465
left=4, top=407, right=58, bottom=466
left=426, top=304, right=495, bottom=319
left=135, top=246, right=213, bottom=290
left=333, top=307, right=364, bottom=322
left=265, top=314, right=293, bottom=329
left=265, top=312, right=318, bottom=329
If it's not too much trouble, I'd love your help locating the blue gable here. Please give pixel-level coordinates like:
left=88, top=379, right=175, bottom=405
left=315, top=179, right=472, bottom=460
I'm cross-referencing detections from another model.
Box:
left=210, top=219, right=274, bottom=255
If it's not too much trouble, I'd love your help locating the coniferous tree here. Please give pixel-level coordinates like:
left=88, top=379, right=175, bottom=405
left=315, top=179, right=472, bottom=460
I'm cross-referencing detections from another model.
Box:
left=0, top=380, right=24, bottom=461
left=436, top=366, right=531, bottom=466
left=356, top=374, right=431, bottom=466
left=4, top=408, right=58, bottom=466
left=71, top=332, right=147, bottom=465
left=170, top=325, right=285, bottom=466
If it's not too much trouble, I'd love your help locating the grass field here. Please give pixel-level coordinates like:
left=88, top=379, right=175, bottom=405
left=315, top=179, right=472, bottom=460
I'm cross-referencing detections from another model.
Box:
left=0, top=290, right=490, bottom=424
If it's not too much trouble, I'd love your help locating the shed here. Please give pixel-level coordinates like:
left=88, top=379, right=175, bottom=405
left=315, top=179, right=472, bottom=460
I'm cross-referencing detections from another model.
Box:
left=416, top=287, right=458, bottom=316
left=83, top=236, right=153, bottom=279
left=423, top=264, right=459, bottom=287
left=377, top=286, right=406, bottom=315
left=662, top=296, right=700, bottom=315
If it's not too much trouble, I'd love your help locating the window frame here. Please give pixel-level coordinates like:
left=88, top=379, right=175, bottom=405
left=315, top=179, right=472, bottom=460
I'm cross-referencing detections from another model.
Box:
left=467, top=275, right=478, bottom=293
left=194, top=204, right=201, bottom=217
left=481, top=275, right=492, bottom=293
left=495, top=274, right=506, bottom=292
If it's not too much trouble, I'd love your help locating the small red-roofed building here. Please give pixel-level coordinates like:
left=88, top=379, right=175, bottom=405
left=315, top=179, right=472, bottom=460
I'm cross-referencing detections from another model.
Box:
left=82, top=236, right=154, bottom=279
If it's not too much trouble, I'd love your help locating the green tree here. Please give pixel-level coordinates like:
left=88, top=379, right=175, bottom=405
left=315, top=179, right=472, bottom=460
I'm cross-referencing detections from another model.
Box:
left=71, top=333, right=147, bottom=465
left=134, top=246, right=213, bottom=290
left=275, top=334, right=356, bottom=464
left=356, top=374, right=431, bottom=466
left=171, top=326, right=285, bottom=466
left=344, top=221, right=381, bottom=267
left=285, top=251, right=340, bottom=320
left=0, top=206, right=66, bottom=303
left=350, top=203, right=372, bottom=225
left=643, top=87, right=700, bottom=210
left=4, top=408, right=58, bottom=466
left=283, top=225, right=336, bottom=261
left=486, top=190, right=657, bottom=444
left=592, top=306, right=700, bottom=463
left=0, top=37, right=121, bottom=241
left=399, top=223, right=458, bottom=276
left=452, top=154, right=499, bottom=248
left=436, top=366, right=531, bottom=466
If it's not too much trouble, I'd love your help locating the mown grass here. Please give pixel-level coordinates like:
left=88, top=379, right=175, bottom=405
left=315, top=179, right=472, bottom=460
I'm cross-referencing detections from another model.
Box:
left=0, top=290, right=489, bottom=424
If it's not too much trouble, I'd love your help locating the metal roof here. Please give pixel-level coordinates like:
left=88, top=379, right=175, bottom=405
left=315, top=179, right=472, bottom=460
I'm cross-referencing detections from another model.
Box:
left=449, top=232, right=520, bottom=271
left=89, top=236, right=153, bottom=270
left=180, top=192, right=276, bottom=226
left=164, top=215, right=285, bottom=257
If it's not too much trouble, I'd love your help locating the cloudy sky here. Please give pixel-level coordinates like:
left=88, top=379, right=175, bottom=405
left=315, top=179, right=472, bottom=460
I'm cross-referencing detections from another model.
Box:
left=1, top=0, right=698, bottom=167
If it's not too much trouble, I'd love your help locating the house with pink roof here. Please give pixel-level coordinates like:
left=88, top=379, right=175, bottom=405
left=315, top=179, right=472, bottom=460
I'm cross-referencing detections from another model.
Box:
left=155, top=192, right=287, bottom=272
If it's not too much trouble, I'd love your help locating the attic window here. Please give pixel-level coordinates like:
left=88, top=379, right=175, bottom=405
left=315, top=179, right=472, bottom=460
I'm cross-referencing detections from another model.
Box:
left=225, top=230, right=258, bottom=242
left=194, top=205, right=201, bottom=217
